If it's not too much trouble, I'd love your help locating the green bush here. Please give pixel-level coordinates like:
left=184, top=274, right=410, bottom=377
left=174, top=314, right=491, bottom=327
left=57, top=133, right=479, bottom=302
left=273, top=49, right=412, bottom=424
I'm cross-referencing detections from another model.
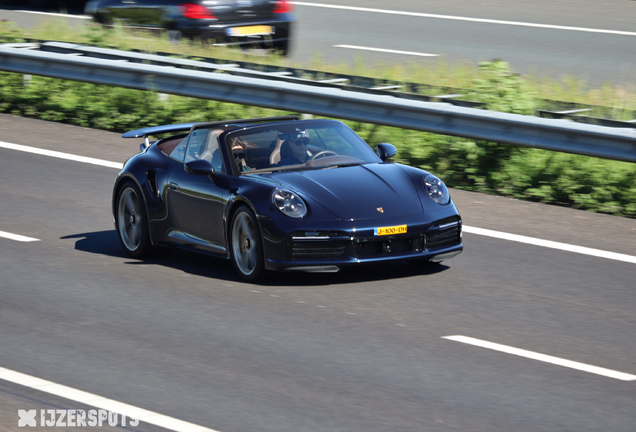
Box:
left=0, top=62, right=634, bottom=218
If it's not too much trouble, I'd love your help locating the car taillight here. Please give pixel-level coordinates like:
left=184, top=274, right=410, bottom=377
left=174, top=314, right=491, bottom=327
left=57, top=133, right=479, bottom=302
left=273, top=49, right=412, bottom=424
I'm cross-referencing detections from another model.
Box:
left=178, top=3, right=217, bottom=19
left=273, top=0, right=293, bottom=13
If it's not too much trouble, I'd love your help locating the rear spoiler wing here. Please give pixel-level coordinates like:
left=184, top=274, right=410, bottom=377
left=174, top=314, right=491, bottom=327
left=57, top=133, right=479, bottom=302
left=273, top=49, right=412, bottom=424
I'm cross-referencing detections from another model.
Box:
left=122, top=116, right=300, bottom=149
left=122, top=123, right=197, bottom=150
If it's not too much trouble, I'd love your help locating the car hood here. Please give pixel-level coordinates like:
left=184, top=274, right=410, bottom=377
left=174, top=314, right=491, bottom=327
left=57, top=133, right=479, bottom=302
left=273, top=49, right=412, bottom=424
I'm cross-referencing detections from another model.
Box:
left=266, top=164, right=424, bottom=220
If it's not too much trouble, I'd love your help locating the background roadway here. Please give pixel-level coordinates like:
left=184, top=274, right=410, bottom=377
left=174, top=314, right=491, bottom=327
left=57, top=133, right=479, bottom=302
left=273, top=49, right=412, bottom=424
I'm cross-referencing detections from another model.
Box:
left=0, top=114, right=635, bottom=431
left=292, top=0, right=636, bottom=87
left=1, top=0, right=636, bottom=86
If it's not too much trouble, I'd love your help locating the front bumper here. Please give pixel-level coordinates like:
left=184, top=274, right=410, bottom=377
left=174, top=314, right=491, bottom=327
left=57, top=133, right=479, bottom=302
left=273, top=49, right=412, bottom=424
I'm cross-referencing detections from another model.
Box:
left=260, top=212, right=463, bottom=272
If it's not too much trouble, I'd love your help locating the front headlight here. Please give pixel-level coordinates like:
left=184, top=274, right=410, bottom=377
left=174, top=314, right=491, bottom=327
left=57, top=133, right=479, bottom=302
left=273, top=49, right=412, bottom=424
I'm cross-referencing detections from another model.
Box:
left=424, top=175, right=450, bottom=205
left=272, top=189, right=307, bottom=218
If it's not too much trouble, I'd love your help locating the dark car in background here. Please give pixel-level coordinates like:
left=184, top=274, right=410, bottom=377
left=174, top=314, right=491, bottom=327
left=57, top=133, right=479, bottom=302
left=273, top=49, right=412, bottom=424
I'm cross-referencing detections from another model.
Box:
left=84, top=0, right=295, bottom=55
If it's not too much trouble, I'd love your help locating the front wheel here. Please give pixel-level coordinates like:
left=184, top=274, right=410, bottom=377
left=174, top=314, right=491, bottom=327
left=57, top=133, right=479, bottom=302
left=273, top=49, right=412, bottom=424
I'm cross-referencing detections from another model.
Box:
left=116, top=181, right=152, bottom=258
left=231, top=206, right=265, bottom=281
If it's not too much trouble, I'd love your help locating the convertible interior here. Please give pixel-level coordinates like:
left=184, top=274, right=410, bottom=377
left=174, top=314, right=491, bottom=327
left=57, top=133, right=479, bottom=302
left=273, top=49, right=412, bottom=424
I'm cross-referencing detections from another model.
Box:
left=155, top=121, right=372, bottom=173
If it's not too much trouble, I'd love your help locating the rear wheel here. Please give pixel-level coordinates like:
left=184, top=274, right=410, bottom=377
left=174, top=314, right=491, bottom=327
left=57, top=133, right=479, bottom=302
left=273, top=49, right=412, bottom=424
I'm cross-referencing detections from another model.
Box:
left=116, top=181, right=152, bottom=258
left=272, top=40, right=290, bottom=57
left=231, top=206, right=265, bottom=281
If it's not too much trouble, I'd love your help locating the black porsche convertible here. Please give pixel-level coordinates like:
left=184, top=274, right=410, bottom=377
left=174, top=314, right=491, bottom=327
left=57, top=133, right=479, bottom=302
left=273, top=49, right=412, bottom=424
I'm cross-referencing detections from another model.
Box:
left=113, top=116, right=463, bottom=280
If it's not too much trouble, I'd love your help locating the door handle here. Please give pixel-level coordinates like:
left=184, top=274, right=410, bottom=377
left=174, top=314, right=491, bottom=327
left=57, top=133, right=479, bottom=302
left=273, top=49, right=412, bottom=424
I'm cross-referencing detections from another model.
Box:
left=169, top=182, right=179, bottom=190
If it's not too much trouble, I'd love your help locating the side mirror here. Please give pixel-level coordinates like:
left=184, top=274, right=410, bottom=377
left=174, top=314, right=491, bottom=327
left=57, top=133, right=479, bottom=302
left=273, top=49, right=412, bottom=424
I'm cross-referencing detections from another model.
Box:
left=377, top=143, right=397, bottom=162
left=184, top=160, right=216, bottom=180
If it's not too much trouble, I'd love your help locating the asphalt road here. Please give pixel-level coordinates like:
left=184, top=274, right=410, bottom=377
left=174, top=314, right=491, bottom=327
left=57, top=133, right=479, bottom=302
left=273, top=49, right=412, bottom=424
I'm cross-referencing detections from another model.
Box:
left=1, top=0, right=636, bottom=86
left=0, top=114, right=635, bottom=431
left=292, top=0, right=636, bottom=86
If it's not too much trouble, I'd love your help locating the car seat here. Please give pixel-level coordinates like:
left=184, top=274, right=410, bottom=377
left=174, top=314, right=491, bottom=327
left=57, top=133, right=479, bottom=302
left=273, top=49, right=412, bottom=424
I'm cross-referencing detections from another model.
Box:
left=200, top=129, right=225, bottom=172
left=269, top=134, right=287, bottom=165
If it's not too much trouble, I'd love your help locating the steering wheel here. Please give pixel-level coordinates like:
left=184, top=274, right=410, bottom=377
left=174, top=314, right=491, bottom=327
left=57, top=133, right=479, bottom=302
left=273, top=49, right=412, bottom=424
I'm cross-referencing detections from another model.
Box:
left=309, top=150, right=338, bottom=161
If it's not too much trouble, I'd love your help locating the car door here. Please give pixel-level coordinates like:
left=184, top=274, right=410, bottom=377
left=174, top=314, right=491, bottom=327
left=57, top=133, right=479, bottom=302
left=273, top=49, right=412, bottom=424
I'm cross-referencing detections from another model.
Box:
left=95, top=0, right=139, bottom=24
left=166, top=129, right=230, bottom=253
left=97, top=0, right=162, bottom=27
left=134, top=0, right=167, bottom=28
left=213, top=0, right=275, bottom=21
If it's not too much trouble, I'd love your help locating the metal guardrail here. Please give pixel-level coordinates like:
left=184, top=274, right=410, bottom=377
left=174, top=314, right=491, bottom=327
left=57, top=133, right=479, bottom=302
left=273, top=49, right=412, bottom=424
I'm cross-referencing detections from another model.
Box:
left=35, top=39, right=636, bottom=127
left=4, top=39, right=636, bottom=126
left=0, top=42, right=635, bottom=162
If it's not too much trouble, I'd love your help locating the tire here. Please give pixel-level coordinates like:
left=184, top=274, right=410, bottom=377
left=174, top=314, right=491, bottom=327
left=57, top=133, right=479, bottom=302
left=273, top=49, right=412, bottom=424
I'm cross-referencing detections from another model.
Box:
left=116, top=181, right=152, bottom=258
left=272, top=40, right=289, bottom=57
left=230, top=205, right=265, bottom=281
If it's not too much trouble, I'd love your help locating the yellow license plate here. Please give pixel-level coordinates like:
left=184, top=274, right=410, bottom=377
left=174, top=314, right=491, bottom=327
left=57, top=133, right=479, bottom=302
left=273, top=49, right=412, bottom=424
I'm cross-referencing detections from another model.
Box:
left=227, top=25, right=273, bottom=36
left=374, top=225, right=407, bottom=236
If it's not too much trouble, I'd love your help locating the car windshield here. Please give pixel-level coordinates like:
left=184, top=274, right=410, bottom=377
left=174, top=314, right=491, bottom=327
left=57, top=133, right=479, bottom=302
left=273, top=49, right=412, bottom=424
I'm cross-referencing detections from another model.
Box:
left=223, top=120, right=382, bottom=174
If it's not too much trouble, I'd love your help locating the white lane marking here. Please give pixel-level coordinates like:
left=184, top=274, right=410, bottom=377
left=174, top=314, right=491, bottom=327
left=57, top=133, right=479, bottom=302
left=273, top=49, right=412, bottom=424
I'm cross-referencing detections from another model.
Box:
left=334, top=45, right=438, bottom=57
left=463, top=226, right=636, bottom=264
left=293, top=2, right=636, bottom=37
left=13, top=10, right=91, bottom=19
left=0, top=141, right=123, bottom=170
left=4, top=140, right=636, bottom=265
left=443, top=335, right=636, bottom=381
left=0, top=366, right=220, bottom=432
left=0, top=230, right=40, bottom=242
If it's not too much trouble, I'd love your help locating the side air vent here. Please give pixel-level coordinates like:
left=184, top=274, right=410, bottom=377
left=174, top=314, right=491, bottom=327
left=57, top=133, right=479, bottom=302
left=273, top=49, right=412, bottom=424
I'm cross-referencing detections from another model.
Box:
left=146, top=170, right=159, bottom=198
